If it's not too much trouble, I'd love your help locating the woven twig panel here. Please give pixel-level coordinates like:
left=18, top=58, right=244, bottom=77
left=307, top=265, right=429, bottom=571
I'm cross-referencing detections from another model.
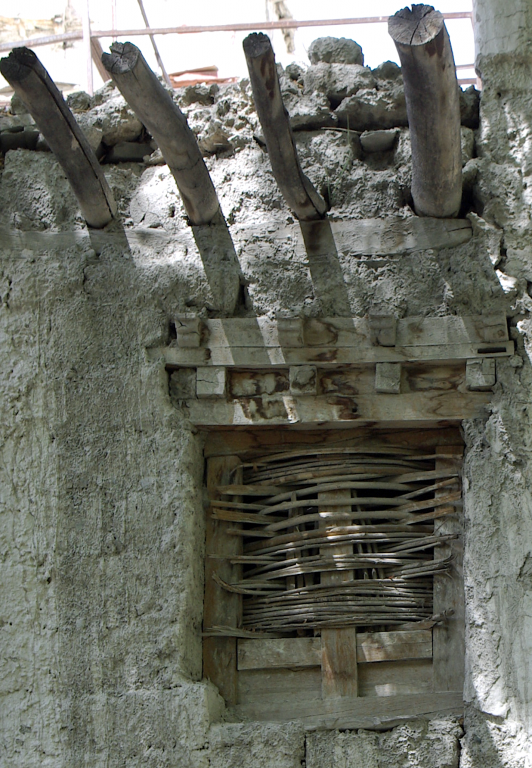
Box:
left=211, top=446, right=461, bottom=634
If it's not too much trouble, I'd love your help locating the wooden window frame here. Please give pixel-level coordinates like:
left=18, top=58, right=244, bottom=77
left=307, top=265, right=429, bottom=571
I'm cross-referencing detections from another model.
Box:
left=202, top=427, right=464, bottom=729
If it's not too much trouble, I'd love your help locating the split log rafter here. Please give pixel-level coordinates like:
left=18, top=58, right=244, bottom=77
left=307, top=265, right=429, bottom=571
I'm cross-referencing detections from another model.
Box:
left=0, top=46, right=116, bottom=229
left=388, top=5, right=462, bottom=218
left=243, top=32, right=327, bottom=221
left=102, top=41, right=220, bottom=225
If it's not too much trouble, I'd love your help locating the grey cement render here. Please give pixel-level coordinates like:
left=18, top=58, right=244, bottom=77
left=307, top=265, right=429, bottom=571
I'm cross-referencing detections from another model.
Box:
left=2, top=0, right=532, bottom=764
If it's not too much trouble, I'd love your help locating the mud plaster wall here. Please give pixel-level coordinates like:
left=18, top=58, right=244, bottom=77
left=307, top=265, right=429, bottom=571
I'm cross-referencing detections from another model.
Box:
left=2, top=1, right=532, bottom=765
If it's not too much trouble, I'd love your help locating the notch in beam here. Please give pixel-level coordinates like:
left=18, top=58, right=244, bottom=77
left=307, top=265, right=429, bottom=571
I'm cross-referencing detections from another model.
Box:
left=243, top=33, right=327, bottom=222
left=102, top=42, right=220, bottom=225
left=0, top=47, right=116, bottom=229
left=388, top=5, right=462, bottom=218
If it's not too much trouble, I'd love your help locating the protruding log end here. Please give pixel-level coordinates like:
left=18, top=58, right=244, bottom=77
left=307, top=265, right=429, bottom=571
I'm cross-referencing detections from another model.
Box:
left=388, top=4, right=462, bottom=218
left=243, top=32, right=327, bottom=221
left=101, top=41, right=141, bottom=76
left=388, top=4, right=444, bottom=46
left=242, top=32, right=272, bottom=59
left=0, top=46, right=39, bottom=83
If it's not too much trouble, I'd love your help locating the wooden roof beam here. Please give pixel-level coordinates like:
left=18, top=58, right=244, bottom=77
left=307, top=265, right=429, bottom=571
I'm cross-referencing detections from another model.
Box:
left=388, top=5, right=462, bottom=218
left=0, top=46, right=116, bottom=229
left=102, top=42, right=220, bottom=226
left=243, top=32, right=327, bottom=222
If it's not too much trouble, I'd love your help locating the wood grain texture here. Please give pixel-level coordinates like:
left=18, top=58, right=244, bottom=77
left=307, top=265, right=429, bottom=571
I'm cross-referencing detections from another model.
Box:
left=388, top=5, right=462, bottom=217
left=233, top=690, right=463, bottom=728
left=235, top=631, right=432, bottom=668
left=203, top=456, right=242, bottom=705
left=357, top=630, right=432, bottom=663
left=358, top=658, right=433, bottom=697
left=318, top=489, right=358, bottom=698
left=433, top=445, right=465, bottom=692
left=204, top=426, right=463, bottom=459
left=183, top=390, right=492, bottom=426
left=0, top=216, right=473, bottom=255
left=243, top=33, right=327, bottom=221
left=102, top=41, right=219, bottom=225
left=238, top=637, right=322, bottom=670
left=0, top=47, right=116, bottom=228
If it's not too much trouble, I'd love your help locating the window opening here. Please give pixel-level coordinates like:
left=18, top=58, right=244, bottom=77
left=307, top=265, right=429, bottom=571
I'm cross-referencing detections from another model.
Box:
left=203, top=430, right=464, bottom=727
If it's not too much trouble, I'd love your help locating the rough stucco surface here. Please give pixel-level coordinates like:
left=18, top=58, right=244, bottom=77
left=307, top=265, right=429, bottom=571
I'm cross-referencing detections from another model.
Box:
left=2, top=6, right=532, bottom=766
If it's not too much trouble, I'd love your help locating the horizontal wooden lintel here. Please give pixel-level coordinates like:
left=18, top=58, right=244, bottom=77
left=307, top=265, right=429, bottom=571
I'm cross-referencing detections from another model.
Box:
left=0, top=216, right=471, bottom=256
left=153, top=314, right=511, bottom=368
left=181, top=391, right=491, bottom=426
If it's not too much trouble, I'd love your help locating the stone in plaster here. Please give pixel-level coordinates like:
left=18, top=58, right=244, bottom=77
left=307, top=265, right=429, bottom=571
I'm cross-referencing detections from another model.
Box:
left=360, top=129, right=398, bottom=153
left=306, top=717, right=463, bottom=768
left=207, top=722, right=305, bottom=768
left=289, top=365, right=318, bottom=395
left=308, top=37, right=364, bottom=66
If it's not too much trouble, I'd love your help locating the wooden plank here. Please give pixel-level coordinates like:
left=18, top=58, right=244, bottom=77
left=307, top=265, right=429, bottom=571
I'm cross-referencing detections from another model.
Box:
left=223, top=363, right=469, bottom=399
left=159, top=342, right=514, bottom=368
left=396, top=314, right=508, bottom=346
left=321, top=627, right=358, bottom=698
left=319, top=489, right=358, bottom=699
left=358, top=658, right=433, bottom=697
left=236, top=633, right=432, bottom=669
left=0, top=47, right=116, bottom=229
left=183, top=390, right=492, bottom=426
left=203, top=427, right=464, bottom=459
left=237, top=667, right=321, bottom=702
left=200, top=314, right=507, bottom=350
left=237, top=637, right=322, bottom=670
left=433, top=445, right=465, bottom=693
left=243, top=33, right=326, bottom=221
left=102, top=42, right=219, bottom=225
left=203, top=455, right=242, bottom=706
left=232, top=690, right=463, bottom=728
left=233, top=217, right=472, bottom=255
left=357, top=630, right=432, bottom=663
left=90, top=37, right=111, bottom=83
left=0, top=217, right=473, bottom=256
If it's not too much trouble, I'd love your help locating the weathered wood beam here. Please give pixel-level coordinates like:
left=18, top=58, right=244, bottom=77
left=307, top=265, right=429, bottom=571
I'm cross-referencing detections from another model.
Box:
left=388, top=5, right=462, bottom=218
left=0, top=47, right=116, bottom=229
left=243, top=33, right=327, bottom=221
left=90, top=37, right=111, bottom=83
left=101, top=42, right=220, bottom=225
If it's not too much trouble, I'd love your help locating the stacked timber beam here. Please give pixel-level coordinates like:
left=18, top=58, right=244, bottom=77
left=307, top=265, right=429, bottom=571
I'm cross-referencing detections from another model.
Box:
left=160, top=313, right=512, bottom=427
left=388, top=5, right=462, bottom=218
left=243, top=33, right=327, bottom=221
left=0, top=47, right=116, bottom=229
left=102, top=42, right=220, bottom=225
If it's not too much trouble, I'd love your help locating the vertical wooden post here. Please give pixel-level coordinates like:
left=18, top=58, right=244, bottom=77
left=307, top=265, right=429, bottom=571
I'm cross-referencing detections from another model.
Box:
left=203, top=456, right=242, bottom=706
left=433, top=445, right=464, bottom=692
left=81, top=0, right=93, bottom=96
left=319, top=489, right=358, bottom=699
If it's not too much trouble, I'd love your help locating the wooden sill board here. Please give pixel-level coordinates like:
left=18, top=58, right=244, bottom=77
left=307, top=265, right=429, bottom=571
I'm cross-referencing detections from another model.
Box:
left=232, top=689, right=463, bottom=729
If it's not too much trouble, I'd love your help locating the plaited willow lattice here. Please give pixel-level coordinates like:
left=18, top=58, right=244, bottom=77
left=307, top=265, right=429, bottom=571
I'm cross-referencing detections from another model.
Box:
left=210, top=446, right=461, bottom=634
